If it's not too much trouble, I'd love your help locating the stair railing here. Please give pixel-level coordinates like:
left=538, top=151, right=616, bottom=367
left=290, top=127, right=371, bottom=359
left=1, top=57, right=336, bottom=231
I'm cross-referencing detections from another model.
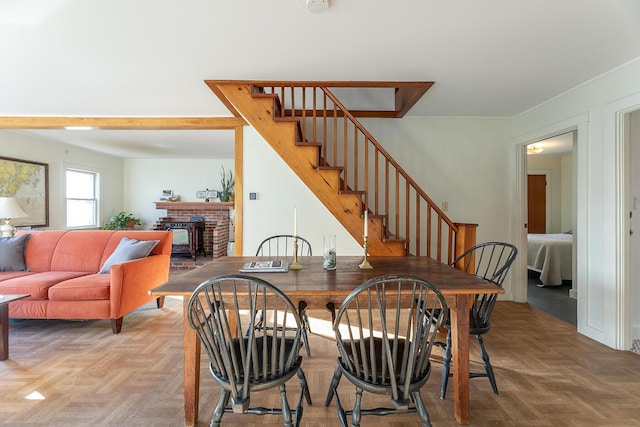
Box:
left=257, top=83, right=465, bottom=263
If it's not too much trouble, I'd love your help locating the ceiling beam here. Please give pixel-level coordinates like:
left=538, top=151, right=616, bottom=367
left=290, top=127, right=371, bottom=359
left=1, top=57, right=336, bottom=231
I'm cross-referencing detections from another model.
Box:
left=0, top=116, right=246, bottom=130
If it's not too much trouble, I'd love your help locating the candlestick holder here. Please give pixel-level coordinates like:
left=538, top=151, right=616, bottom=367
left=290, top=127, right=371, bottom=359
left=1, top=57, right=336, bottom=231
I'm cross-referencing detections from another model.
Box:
left=358, top=236, right=373, bottom=269
left=290, top=236, right=302, bottom=270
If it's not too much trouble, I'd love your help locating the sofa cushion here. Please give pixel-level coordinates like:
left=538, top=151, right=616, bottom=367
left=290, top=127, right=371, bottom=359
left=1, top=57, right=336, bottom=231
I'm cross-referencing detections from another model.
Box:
left=17, top=230, right=67, bottom=273
left=0, top=271, right=91, bottom=299
left=48, top=274, right=111, bottom=301
left=0, top=271, right=35, bottom=282
left=50, top=231, right=113, bottom=273
left=99, top=237, right=159, bottom=274
left=0, top=234, right=30, bottom=271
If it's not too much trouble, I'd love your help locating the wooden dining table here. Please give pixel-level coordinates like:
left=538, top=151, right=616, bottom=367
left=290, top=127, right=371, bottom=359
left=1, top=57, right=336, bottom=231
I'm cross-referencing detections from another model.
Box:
left=150, top=255, right=503, bottom=426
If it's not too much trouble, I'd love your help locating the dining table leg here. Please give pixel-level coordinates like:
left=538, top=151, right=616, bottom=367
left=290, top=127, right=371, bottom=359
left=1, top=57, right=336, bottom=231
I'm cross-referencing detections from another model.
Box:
left=450, top=294, right=470, bottom=424
left=183, top=298, right=200, bottom=427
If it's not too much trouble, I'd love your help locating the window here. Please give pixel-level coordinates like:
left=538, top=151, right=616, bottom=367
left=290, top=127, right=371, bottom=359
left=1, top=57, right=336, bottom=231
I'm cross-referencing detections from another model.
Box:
left=66, top=168, right=99, bottom=228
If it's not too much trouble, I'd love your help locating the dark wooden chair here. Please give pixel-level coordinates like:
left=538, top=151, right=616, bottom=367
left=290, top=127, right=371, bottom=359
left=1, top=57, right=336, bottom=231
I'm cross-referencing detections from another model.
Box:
left=325, top=275, right=448, bottom=427
left=255, top=234, right=313, bottom=258
left=438, top=241, right=518, bottom=398
left=256, top=235, right=313, bottom=357
left=187, top=274, right=312, bottom=427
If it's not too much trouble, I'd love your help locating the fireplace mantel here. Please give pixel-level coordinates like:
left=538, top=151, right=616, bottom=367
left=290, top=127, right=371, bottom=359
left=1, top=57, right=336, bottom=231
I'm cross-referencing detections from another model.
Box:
left=155, top=202, right=234, bottom=258
left=154, top=202, right=234, bottom=210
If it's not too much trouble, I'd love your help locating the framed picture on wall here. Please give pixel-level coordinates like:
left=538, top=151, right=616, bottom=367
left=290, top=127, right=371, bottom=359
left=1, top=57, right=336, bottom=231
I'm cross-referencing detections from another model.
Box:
left=160, top=189, right=173, bottom=201
left=0, top=156, right=49, bottom=227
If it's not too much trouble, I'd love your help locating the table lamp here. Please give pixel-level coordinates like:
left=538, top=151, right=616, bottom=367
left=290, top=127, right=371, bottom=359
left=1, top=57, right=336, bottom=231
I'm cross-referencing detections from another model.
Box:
left=0, top=197, right=28, bottom=237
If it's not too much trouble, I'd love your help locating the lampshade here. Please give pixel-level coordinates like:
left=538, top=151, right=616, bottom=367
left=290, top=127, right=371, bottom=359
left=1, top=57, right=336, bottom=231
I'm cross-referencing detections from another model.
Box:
left=0, top=197, right=29, bottom=237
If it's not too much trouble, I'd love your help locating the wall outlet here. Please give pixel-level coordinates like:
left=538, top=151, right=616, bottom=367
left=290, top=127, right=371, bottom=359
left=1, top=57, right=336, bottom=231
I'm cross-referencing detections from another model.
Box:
left=442, top=201, right=448, bottom=211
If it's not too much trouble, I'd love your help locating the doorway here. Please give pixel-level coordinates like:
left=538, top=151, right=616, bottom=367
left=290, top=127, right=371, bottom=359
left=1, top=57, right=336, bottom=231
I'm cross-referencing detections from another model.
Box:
left=525, top=133, right=577, bottom=325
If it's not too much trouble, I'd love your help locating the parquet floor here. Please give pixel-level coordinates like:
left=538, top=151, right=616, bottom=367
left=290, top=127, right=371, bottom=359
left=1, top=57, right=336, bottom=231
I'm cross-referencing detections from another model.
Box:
left=1, top=295, right=639, bottom=426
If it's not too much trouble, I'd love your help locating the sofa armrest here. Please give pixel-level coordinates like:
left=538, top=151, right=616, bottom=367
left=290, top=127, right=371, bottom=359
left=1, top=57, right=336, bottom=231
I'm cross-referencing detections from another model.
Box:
left=108, top=253, right=171, bottom=318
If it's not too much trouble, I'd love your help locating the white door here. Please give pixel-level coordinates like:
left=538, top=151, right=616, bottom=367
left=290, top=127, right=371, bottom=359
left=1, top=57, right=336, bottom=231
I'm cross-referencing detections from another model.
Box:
left=628, top=109, right=640, bottom=350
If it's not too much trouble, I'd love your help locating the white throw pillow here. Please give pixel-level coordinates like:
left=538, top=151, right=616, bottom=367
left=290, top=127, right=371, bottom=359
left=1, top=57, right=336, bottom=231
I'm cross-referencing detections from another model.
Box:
left=99, top=237, right=159, bottom=274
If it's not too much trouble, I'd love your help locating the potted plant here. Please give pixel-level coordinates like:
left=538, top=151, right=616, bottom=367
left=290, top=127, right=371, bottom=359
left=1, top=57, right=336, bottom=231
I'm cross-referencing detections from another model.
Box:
left=219, top=166, right=235, bottom=202
left=103, top=212, right=141, bottom=230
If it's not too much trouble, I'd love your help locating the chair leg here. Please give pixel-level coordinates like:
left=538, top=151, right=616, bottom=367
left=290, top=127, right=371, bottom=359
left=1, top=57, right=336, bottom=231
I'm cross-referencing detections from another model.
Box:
left=297, top=368, right=312, bottom=405
left=477, top=334, right=499, bottom=394
left=411, top=390, right=432, bottom=427
left=325, top=367, right=342, bottom=407
left=279, top=383, right=293, bottom=427
left=301, top=317, right=312, bottom=358
left=325, top=302, right=336, bottom=324
left=351, top=386, right=363, bottom=427
left=440, top=330, right=452, bottom=399
left=299, top=301, right=312, bottom=357
left=334, top=382, right=348, bottom=427
left=211, top=390, right=230, bottom=427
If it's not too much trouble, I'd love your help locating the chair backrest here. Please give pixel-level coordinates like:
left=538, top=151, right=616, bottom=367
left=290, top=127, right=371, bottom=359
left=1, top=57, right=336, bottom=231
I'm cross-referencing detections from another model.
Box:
left=451, top=242, right=518, bottom=325
left=255, top=235, right=312, bottom=257
left=187, top=274, right=303, bottom=411
left=333, top=275, right=448, bottom=404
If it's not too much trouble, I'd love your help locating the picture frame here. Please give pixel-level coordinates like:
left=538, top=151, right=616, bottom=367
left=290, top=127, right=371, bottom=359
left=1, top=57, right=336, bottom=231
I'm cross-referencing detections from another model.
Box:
left=0, top=156, right=49, bottom=227
left=159, top=189, right=173, bottom=201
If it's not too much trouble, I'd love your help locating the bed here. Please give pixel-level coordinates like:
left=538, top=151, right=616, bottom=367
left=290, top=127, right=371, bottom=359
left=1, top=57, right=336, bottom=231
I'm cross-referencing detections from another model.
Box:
left=527, top=233, right=573, bottom=286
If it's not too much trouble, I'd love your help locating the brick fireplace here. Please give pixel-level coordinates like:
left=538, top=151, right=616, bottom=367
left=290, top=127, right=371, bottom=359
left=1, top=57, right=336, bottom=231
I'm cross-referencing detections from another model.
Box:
left=154, top=202, right=233, bottom=258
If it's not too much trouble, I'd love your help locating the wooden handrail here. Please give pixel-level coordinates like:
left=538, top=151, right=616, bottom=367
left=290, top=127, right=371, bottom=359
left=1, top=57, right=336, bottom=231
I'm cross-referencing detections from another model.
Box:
left=254, top=83, right=470, bottom=263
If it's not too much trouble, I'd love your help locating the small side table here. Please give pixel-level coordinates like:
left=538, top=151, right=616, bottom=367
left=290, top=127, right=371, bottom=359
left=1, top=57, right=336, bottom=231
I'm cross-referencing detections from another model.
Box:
left=0, top=294, right=29, bottom=361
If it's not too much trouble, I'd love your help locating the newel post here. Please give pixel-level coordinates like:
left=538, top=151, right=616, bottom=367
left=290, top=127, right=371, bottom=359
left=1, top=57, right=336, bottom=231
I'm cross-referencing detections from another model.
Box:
left=453, top=223, right=477, bottom=266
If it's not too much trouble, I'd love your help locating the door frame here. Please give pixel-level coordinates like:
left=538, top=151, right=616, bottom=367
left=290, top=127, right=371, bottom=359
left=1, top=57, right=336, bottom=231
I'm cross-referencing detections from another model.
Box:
left=612, top=97, right=640, bottom=350
left=513, top=113, right=587, bottom=309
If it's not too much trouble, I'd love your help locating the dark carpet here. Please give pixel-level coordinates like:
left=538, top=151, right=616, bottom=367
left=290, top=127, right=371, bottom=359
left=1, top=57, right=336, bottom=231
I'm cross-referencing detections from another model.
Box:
left=527, top=270, right=577, bottom=325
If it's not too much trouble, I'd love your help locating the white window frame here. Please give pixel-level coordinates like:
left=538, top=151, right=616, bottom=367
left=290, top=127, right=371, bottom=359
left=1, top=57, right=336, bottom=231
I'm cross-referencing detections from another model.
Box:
left=64, top=165, right=100, bottom=229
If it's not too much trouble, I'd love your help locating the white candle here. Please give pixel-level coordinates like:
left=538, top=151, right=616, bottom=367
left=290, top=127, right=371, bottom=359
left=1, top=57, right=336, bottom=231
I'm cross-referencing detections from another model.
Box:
left=364, top=210, right=368, bottom=237
left=294, top=207, right=297, bottom=237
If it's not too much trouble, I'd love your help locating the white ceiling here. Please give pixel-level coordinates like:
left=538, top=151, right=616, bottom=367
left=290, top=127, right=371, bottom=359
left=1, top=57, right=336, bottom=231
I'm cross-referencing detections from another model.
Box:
left=2, top=0, right=639, bottom=158
left=528, top=131, right=574, bottom=157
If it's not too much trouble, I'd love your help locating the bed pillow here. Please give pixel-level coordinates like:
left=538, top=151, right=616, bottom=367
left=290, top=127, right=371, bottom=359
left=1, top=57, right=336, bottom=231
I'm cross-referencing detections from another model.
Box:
left=0, top=234, right=31, bottom=272
left=99, top=237, right=159, bottom=274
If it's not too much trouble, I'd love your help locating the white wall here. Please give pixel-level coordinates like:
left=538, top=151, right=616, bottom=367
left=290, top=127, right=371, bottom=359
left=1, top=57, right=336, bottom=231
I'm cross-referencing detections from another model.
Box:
left=242, top=127, right=362, bottom=257
left=360, top=117, right=513, bottom=237
left=0, top=130, right=124, bottom=229
left=124, top=158, right=234, bottom=229
left=512, top=57, right=640, bottom=349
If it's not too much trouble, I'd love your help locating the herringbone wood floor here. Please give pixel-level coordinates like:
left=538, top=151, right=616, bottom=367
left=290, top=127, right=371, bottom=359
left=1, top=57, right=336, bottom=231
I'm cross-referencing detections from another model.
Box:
left=1, top=294, right=639, bottom=426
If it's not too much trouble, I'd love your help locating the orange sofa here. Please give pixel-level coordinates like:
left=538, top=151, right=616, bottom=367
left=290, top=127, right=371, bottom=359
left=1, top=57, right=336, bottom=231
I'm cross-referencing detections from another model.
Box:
left=0, top=230, right=172, bottom=333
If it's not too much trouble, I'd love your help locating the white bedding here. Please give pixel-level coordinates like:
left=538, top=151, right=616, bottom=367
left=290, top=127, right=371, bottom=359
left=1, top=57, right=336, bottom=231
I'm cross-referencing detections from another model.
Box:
left=527, top=233, right=573, bottom=286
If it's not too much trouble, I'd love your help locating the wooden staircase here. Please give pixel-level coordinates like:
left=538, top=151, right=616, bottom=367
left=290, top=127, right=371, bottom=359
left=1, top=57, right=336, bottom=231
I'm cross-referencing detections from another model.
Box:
left=206, top=81, right=476, bottom=262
